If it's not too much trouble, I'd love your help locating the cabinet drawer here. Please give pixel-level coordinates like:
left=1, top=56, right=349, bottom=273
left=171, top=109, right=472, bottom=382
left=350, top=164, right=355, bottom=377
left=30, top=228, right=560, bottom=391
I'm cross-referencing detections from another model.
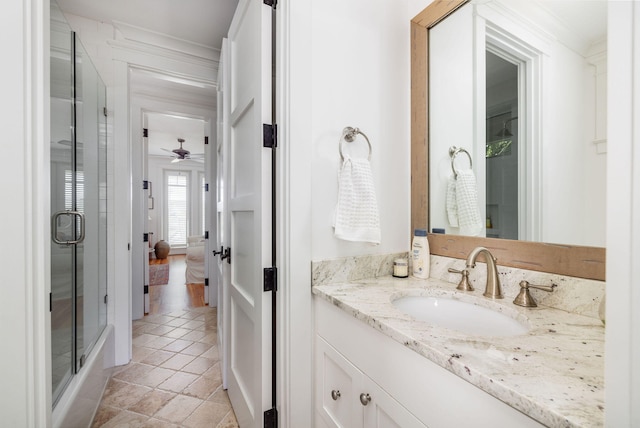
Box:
left=316, top=337, right=362, bottom=428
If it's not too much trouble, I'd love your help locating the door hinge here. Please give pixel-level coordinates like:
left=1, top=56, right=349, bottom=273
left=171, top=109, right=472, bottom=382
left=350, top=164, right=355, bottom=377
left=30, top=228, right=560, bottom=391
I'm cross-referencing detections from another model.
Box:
left=143, top=233, right=149, bottom=242
left=144, top=285, right=149, bottom=294
left=263, top=124, right=277, bottom=148
left=205, top=231, right=209, bottom=239
left=104, top=294, right=108, bottom=304
left=143, top=128, right=148, bottom=138
left=103, top=107, right=108, bottom=117
left=264, top=267, right=277, bottom=292
left=49, top=292, right=52, bottom=312
left=143, top=180, right=149, bottom=190
left=205, top=278, right=209, bottom=286
left=205, top=183, right=209, bottom=192
left=205, top=136, right=209, bottom=145
left=263, top=0, right=277, bottom=8
left=264, top=408, right=278, bottom=428
left=79, top=354, right=86, bottom=369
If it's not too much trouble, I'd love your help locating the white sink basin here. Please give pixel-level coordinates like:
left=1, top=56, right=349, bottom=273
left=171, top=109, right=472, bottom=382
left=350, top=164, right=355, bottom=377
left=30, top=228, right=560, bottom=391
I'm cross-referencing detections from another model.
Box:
left=392, top=296, right=529, bottom=337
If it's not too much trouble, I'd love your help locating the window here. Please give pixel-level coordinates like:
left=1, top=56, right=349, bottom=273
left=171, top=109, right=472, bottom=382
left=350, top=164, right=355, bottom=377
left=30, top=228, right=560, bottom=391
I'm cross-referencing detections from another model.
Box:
left=200, top=172, right=206, bottom=234
left=64, top=169, right=84, bottom=212
left=165, top=171, right=189, bottom=247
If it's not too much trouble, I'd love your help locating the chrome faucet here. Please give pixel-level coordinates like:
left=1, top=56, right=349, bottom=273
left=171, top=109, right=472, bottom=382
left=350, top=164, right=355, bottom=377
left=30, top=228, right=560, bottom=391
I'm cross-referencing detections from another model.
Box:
left=466, top=247, right=503, bottom=299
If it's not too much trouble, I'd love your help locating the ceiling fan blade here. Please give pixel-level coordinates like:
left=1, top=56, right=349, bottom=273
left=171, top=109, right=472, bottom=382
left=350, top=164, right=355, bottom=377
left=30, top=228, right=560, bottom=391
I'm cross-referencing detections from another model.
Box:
left=161, top=148, right=178, bottom=156
left=171, top=158, right=183, bottom=163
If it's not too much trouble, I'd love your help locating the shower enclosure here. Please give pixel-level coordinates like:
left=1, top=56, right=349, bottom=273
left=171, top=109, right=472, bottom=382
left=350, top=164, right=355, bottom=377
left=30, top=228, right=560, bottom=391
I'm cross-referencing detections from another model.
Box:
left=50, top=1, right=108, bottom=407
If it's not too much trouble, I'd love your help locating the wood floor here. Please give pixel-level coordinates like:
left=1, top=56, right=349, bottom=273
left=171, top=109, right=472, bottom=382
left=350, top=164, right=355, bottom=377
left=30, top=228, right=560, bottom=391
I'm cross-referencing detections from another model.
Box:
left=149, top=255, right=206, bottom=315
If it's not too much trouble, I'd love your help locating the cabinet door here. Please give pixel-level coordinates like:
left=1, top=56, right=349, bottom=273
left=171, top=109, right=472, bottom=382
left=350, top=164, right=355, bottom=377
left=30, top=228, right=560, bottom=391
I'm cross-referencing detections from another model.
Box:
left=316, top=337, right=363, bottom=428
left=362, top=377, right=426, bottom=428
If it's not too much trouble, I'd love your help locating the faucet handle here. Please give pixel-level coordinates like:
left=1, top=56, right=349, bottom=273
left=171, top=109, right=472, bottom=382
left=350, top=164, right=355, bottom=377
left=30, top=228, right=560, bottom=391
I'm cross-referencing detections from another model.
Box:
left=513, top=280, right=557, bottom=307
left=448, top=268, right=474, bottom=292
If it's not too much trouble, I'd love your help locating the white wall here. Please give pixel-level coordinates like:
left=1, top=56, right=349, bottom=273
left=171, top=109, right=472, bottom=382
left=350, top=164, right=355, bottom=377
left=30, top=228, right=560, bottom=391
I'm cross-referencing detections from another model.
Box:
left=0, top=0, right=50, bottom=425
left=606, top=2, right=640, bottom=425
left=310, top=0, right=412, bottom=261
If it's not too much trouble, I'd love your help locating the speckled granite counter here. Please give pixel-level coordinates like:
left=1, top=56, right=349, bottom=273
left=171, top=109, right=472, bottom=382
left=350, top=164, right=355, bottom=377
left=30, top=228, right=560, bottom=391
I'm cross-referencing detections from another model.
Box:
left=312, top=276, right=604, bottom=427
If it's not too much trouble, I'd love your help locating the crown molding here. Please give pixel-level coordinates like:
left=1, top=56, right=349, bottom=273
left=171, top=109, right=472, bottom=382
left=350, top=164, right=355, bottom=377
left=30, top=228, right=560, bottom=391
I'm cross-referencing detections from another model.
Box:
left=113, top=20, right=220, bottom=62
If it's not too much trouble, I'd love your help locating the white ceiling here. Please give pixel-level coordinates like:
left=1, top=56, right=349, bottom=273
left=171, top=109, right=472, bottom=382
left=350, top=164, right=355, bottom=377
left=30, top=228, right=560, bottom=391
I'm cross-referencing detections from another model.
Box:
left=56, top=0, right=238, bottom=50
left=147, top=113, right=206, bottom=160
left=55, top=0, right=236, bottom=162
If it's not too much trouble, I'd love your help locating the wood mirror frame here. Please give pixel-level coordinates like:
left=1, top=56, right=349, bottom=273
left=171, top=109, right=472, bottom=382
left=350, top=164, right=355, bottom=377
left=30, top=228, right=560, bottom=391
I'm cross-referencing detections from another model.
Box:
left=411, top=0, right=605, bottom=281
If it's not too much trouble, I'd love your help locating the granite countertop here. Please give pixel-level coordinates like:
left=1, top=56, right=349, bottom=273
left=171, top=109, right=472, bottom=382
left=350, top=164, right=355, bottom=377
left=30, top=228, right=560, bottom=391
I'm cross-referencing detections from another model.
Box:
left=312, top=276, right=604, bottom=428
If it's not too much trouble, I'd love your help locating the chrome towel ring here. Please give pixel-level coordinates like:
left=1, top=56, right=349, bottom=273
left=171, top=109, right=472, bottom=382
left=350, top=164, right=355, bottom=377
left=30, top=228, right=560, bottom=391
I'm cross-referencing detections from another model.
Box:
left=449, top=146, right=472, bottom=179
left=340, top=126, right=372, bottom=161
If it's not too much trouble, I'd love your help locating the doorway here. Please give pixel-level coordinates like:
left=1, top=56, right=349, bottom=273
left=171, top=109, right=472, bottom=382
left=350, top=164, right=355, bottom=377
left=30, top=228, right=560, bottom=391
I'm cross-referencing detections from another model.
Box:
left=129, top=67, right=217, bottom=321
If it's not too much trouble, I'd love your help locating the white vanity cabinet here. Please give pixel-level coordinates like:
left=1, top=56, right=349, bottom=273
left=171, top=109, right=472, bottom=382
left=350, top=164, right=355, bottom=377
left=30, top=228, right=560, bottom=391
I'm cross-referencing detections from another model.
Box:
left=316, top=336, right=425, bottom=428
left=314, top=297, right=545, bottom=428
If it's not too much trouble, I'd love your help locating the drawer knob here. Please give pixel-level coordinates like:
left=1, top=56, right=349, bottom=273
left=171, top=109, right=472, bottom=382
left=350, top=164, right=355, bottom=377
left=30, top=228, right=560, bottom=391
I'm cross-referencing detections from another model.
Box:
left=331, top=390, right=341, bottom=400
left=359, top=393, right=371, bottom=406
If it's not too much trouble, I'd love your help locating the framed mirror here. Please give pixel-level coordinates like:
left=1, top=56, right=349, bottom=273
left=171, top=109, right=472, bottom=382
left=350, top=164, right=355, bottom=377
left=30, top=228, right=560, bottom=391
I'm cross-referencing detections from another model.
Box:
left=411, top=0, right=605, bottom=281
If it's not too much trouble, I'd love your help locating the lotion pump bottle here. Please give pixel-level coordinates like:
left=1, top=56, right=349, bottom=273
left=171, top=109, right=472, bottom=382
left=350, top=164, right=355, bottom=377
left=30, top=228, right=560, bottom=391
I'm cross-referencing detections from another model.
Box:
left=412, top=228, right=430, bottom=279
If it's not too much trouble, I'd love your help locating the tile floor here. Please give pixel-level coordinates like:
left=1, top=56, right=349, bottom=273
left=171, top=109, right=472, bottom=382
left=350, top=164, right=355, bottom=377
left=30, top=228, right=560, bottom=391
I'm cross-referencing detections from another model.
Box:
left=91, top=307, right=238, bottom=427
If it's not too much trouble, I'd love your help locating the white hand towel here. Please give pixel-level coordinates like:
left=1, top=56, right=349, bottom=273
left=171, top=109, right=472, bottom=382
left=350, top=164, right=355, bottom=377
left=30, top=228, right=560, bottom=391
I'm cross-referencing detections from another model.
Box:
left=454, top=169, right=483, bottom=236
left=446, top=176, right=459, bottom=227
left=334, top=155, right=381, bottom=244
left=446, top=170, right=483, bottom=236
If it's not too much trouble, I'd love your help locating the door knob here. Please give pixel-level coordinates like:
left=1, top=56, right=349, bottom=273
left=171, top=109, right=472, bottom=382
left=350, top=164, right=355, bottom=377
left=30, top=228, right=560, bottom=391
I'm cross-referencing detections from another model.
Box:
left=331, top=390, right=341, bottom=400
left=220, top=247, right=231, bottom=264
left=359, top=393, right=371, bottom=406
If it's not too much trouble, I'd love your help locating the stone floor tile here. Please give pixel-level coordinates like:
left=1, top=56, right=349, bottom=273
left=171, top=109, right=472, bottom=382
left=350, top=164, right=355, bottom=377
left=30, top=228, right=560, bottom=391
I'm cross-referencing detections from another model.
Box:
left=100, top=410, right=149, bottom=428
left=182, top=357, right=215, bottom=375
left=216, top=410, right=240, bottom=428
left=153, top=394, right=203, bottom=424
left=144, top=336, right=176, bottom=350
left=200, top=345, right=219, bottom=361
left=163, top=327, right=191, bottom=339
left=90, top=405, right=121, bottom=427
left=160, top=353, right=196, bottom=371
left=181, top=342, right=212, bottom=357
left=131, top=346, right=156, bottom=363
left=183, top=374, right=222, bottom=400
left=162, top=338, right=193, bottom=353
left=100, top=378, right=152, bottom=409
left=181, top=330, right=207, bottom=342
left=141, top=350, right=176, bottom=367
left=127, top=389, right=176, bottom=417
left=137, top=367, right=176, bottom=388
left=157, top=371, right=200, bottom=393
left=112, top=363, right=154, bottom=383
left=183, top=401, right=230, bottom=428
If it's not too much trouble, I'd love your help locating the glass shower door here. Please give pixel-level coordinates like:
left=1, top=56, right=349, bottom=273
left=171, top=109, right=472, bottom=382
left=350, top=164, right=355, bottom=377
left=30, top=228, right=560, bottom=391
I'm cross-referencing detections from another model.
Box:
left=50, top=5, right=75, bottom=403
left=50, top=1, right=108, bottom=406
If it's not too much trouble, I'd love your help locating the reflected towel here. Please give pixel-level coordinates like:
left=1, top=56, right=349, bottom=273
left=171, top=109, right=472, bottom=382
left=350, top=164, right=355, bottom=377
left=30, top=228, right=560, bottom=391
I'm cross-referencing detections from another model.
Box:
left=446, top=170, right=483, bottom=236
left=334, top=155, right=381, bottom=244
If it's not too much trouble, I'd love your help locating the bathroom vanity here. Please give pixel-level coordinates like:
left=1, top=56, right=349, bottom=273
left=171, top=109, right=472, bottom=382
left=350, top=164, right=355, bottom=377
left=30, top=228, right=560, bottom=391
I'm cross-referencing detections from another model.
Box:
left=312, top=276, right=604, bottom=427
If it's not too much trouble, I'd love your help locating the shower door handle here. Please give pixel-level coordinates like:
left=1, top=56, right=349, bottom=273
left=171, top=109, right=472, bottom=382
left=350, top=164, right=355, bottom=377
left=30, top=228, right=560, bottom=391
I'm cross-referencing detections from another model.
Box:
left=52, top=210, right=86, bottom=245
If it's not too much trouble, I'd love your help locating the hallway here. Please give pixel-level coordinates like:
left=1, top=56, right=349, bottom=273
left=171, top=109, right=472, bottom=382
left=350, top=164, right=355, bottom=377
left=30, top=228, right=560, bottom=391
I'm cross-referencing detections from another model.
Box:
left=91, top=256, right=237, bottom=427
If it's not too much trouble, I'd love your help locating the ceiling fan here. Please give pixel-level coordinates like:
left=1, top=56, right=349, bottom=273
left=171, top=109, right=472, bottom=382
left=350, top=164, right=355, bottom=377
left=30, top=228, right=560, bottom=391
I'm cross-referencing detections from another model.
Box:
left=161, top=138, right=204, bottom=163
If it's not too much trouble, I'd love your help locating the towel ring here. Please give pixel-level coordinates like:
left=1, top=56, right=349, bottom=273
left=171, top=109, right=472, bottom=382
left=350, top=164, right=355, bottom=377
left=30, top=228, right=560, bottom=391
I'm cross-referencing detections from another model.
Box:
left=449, top=146, right=472, bottom=179
left=340, top=127, right=372, bottom=161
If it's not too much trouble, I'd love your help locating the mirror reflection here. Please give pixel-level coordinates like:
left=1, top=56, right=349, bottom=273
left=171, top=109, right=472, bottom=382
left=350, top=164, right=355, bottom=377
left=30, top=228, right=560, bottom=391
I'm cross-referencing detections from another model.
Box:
left=428, top=0, right=607, bottom=247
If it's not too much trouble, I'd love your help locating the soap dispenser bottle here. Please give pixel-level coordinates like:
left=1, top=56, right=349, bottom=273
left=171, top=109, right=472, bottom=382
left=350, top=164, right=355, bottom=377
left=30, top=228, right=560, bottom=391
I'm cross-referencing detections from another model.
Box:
left=412, top=228, right=430, bottom=279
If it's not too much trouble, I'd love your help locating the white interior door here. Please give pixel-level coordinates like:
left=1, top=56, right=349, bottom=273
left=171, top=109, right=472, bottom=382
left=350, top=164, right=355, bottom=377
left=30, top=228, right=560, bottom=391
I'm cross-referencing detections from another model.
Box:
left=226, top=0, right=273, bottom=426
left=216, top=38, right=229, bottom=390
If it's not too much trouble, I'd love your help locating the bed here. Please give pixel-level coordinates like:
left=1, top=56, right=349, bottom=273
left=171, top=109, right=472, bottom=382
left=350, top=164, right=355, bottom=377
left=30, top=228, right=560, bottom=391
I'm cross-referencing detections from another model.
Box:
left=185, top=235, right=205, bottom=284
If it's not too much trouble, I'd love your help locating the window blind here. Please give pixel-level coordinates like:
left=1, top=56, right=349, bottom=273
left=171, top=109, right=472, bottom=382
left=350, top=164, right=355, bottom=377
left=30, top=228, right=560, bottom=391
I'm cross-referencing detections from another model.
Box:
left=166, top=172, right=189, bottom=247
